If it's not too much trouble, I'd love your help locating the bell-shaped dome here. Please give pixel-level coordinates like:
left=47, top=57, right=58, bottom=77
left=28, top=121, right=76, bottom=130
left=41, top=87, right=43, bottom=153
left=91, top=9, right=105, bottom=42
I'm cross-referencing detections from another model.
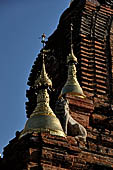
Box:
left=20, top=111, right=65, bottom=137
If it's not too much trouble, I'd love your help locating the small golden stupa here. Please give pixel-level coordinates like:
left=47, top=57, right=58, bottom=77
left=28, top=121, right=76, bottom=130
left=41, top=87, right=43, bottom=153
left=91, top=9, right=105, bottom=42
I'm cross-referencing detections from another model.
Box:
left=60, top=24, right=85, bottom=98
left=20, top=34, right=65, bottom=138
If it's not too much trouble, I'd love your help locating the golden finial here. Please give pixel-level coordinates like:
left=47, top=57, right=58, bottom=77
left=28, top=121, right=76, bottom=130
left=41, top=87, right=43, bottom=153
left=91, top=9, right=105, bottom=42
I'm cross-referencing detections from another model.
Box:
left=34, top=53, right=52, bottom=89
left=20, top=34, right=66, bottom=138
left=59, top=24, right=85, bottom=98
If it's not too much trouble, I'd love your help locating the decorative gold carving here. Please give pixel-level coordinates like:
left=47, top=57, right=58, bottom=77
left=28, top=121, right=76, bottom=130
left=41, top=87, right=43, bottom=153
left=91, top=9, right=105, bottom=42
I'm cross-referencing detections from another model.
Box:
left=34, top=54, right=52, bottom=88
left=31, top=89, right=55, bottom=117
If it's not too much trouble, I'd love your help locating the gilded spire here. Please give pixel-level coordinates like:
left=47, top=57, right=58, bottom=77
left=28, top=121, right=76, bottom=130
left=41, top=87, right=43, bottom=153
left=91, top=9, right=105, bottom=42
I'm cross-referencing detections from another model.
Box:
left=34, top=53, right=52, bottom=89
left=32, top=53, right=54, bottom=117
left=67, top=23, right=77, bottom=64
left=60, top=24, right=85, bottom=98
left=20, top=34, right=65, bottom=138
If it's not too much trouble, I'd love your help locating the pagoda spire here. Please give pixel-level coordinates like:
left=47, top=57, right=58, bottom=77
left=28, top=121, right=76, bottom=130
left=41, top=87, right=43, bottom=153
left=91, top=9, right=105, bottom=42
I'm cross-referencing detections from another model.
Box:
left=34, top=53, right=52, bottom=89
left=20, top=34, right=65, bottom=138
left=32, top=51, right=55, bottom=118
left=60, top=24, right=85, bottom=98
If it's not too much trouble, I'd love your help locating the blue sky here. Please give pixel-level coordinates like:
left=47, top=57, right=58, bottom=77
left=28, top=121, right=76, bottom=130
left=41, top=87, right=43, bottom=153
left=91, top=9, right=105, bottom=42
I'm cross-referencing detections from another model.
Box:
left=0, top=0, right=69, bottom=155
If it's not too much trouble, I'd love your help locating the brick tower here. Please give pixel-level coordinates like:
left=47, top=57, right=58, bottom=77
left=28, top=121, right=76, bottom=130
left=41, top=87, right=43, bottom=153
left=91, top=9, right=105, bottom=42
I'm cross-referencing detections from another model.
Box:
left=1, top=0, right=113, bottom=169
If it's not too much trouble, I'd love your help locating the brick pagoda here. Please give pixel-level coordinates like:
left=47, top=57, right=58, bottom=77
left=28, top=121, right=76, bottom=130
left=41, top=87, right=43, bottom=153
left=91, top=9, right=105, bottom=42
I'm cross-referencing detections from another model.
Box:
left=0, top=0, right=113, bottom=169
